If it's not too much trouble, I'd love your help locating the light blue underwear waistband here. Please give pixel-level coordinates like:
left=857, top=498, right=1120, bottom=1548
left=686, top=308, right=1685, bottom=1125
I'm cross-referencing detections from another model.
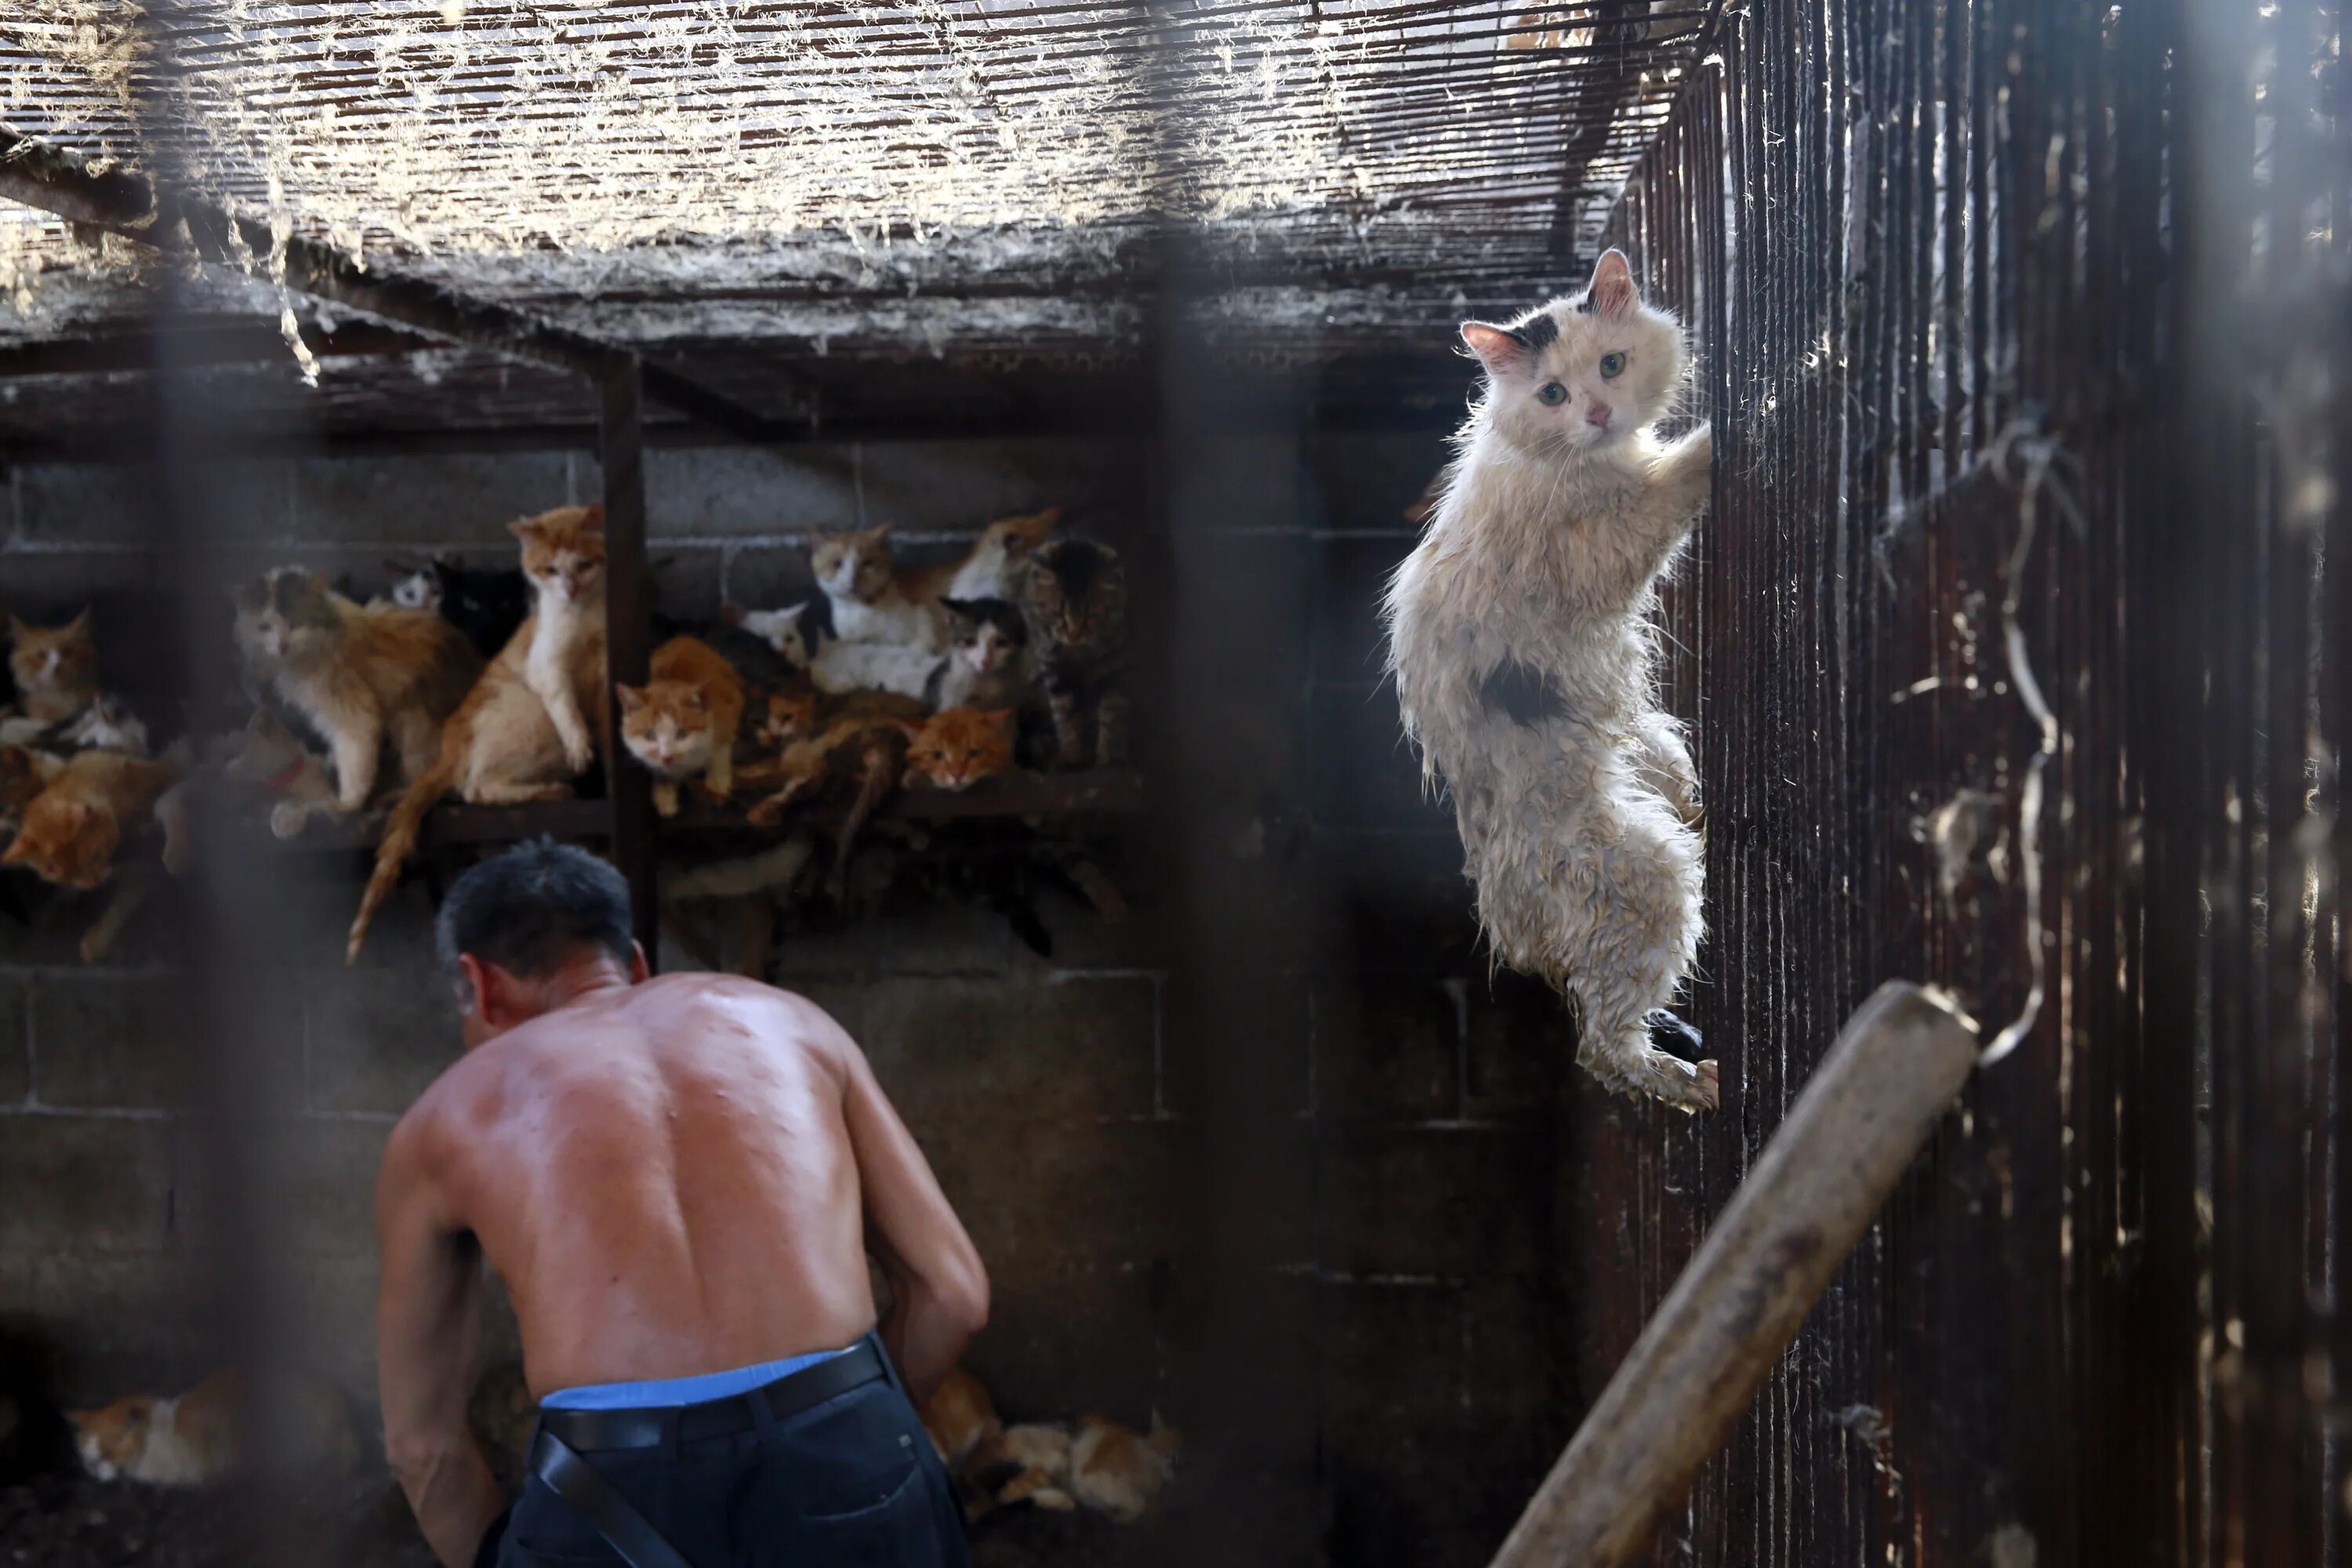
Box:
left=540, top=1344, right=856, bottom=1412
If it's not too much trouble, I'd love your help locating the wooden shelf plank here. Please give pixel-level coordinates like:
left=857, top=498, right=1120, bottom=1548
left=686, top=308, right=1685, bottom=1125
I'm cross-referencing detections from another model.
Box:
left=265, top=769, right=1143, bottom=854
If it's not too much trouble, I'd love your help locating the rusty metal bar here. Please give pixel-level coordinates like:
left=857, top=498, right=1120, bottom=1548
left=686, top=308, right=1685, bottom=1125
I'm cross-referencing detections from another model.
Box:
left=599, top=354, right=660, bottom=967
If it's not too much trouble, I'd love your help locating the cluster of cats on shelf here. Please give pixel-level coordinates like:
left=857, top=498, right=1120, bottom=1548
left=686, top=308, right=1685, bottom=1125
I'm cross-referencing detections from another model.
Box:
left=0, top=499, right=1129, bottom=962
left=60, top=1358, right=1178, bottom=1527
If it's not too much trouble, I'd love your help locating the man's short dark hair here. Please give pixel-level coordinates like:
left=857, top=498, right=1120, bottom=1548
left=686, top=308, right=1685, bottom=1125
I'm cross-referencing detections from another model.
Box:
left=435, top=838, right=633, bottom=987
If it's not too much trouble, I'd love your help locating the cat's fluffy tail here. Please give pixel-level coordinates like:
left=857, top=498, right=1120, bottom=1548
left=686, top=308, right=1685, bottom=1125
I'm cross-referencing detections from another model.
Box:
left=346, top=748, right=457, bottom=964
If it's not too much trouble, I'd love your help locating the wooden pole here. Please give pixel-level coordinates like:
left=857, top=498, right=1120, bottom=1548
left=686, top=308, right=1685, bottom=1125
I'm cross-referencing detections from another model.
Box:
left=1490, top=981, right=1980, bottom=1567
left=600, top=355, right=660, bottom=968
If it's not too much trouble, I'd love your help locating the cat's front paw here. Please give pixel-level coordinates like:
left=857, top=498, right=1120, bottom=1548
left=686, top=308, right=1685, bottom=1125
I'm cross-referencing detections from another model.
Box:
left=268, top=800, right=312, bottom=840
left=561, top=733, right=596, bottom=774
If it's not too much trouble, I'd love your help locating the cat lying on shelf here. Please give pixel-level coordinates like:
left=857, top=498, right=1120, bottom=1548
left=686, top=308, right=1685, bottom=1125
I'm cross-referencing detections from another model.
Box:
left=0, top=746, right=179, bottom=891
left=2, top=609, right=154, bottom=757
left=618, top=633, right=746, bottom=817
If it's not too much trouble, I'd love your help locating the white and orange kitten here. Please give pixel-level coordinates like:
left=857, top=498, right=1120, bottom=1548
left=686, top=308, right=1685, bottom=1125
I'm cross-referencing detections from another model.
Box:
left=68, top=1368, right=358, bottom=1487
left=1384, top=247, right=1715, bottom=1112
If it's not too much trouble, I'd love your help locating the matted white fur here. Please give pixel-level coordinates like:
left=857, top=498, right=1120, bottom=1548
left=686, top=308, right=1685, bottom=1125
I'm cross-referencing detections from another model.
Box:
left=1384, top=249, right=1716, bottom=1110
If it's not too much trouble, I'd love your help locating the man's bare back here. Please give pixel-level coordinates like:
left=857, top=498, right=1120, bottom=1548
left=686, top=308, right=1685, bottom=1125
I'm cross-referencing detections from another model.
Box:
left=398, top=974, right=879, bottom=1398
left=375, top=843, right=982, bottom=1568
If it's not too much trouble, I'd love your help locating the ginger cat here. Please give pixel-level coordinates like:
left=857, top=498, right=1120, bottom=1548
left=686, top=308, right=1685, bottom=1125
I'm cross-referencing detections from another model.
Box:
left=744, top=701, right=918, bottom=894
left=6, top=608, right=99, bottom=728
left=810, top=524, right=940, bottom=652
left=903, top=707, right=1016, bottom=792
left=0, top=748, right=178, bottom=889
left=0, top=744, right=62, bottom=840
left=920, top=1367, right=1180, bottom=1524
left=618, top=635, right=746, bottom=817
left=971, top=1415, right=1180, bottom=1523
left=230, top=568, right=481, bottom=815
left=346, top=504, right=608, bottom=962
left=69, top=1367, right=359, bottom=1486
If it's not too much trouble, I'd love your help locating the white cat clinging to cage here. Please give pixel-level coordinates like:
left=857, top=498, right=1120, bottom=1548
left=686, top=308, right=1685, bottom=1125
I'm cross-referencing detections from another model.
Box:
left=1384, top=249, right=1717, bottom=1111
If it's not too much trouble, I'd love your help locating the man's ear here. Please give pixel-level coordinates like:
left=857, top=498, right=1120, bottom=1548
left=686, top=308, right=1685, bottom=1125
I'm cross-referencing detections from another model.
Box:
left=460, top=953, right=541, bottom=1030
left=629, top=941, right=652, bottom=984
left=456, top=953, right=495, bottom=1021
left=1461, top=321, right=1532, bottom=376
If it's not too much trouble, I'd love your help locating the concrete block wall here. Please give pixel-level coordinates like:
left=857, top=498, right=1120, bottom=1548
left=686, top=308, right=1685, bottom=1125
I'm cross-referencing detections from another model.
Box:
left=0, top=430, right=1576, bottom=1566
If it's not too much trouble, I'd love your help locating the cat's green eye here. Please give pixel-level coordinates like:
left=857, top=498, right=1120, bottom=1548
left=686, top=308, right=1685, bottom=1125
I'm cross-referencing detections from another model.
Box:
left=1599, top=351, right=1628, bottom=379
left=1537, top=382, right=1569, bottom=406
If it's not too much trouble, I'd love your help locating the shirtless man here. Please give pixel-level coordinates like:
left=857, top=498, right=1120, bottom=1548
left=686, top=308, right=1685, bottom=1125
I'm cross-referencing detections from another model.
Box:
left=375, top=840, right=986, bottom=1568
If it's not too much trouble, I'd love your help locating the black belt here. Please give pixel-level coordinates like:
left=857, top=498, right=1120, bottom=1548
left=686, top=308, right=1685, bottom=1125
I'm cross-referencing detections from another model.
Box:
left=525, top=1340, right=891, bottom=1568
left=537, top=1339, right=886, bottom=1452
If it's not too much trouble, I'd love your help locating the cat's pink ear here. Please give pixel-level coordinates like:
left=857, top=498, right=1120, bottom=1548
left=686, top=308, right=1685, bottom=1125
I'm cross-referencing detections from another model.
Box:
left=6, top=614, right=27, bottom=641
left=1461, top=322, right=1530, bottom=375
left=579, top=503, right=605, bottom=532
left=1586, top=249, right=1638, bottom=316
left=0, top=835, right=25, bottom=866
left=615, top=684, right=646, bottom=713
left=506, top=517, right=539, bottom=541
left=66, top=606, right=93, bottom=636
left=870, top=523, right=893, bottom=541
left=681, top=688, right=708, bottom=713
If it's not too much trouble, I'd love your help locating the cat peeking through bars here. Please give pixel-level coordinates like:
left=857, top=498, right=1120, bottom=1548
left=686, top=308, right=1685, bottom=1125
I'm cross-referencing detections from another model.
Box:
left=1384, top=249, right=1717, bottom=1112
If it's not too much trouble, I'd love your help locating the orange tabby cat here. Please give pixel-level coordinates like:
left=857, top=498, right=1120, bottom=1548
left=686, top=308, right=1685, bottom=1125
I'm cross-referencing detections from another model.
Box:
left=744, top=706, right=916, bottom=896
left=0, top=744, right=62, bottom=840
left=6, top=608, right=99, bottom=728
left=1069, top=1412, right=1181, bottom=1523
left=69, top=1367, right=359, bottom=1486
left=923, top=1366, right=1002, bottom=1472
left=964, top=1413, right=1180, bottom=1523
left=0, top=748, right=178, bottom=889
left=617, top=635, right=746, bottom=816
left=346, top=504, right=608, bottom=962
left=902, top=707, right=1016, bottom=792
left=230, top=569, right=481, bottom=815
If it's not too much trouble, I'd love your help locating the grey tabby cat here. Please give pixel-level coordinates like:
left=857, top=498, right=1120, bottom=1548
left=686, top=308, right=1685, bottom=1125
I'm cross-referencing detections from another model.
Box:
left=1018, top=539, right=1129, bottom=770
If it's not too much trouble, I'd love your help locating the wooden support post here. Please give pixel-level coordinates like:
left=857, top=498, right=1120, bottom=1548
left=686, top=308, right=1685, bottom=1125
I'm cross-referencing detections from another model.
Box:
left=601, top=355, right=659, bottom=968
left=1490, top=982, right=1981, bottom=1568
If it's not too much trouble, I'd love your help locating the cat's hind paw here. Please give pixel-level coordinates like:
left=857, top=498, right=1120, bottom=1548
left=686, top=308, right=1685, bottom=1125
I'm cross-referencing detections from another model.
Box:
left=1646, top=1008, right=1705, bottom=1062
left=1606, top=1043, right=1720, bottom=1113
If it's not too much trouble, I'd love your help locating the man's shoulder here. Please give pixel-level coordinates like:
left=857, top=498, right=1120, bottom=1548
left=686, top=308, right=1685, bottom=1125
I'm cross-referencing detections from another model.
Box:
left=647, top=972, right=860, bottom=1079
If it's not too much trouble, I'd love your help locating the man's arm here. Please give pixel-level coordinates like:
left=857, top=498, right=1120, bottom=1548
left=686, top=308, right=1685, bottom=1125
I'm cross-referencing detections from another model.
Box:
left=376, top=1115, right=503, bottom=1568
left=835, top=1032, right=989, bottom=1404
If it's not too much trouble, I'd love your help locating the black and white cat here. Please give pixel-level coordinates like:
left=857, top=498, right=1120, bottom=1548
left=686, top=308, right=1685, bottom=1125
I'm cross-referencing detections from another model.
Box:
left=1383, top=249, right=1716, bottom=1112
